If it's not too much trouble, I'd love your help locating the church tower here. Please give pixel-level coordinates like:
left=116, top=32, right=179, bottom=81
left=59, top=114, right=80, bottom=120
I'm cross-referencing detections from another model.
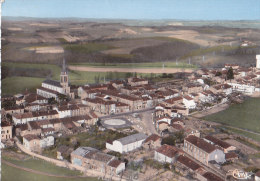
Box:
left=60, top=58, right=70, bottom=94
left=256, top=55, right=260, bottom=69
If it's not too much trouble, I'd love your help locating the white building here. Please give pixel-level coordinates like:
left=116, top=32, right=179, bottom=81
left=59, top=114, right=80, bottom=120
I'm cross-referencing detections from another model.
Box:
left=199, top=91, right=215, bottom=103
left=228, top=83, right=255, bottom=95
left=183, top=135, right=226, bottom=165
left=183, top=95, right=196, bottom=109
left=255, top=170, right=260, bottom=181
left=154, top=144, right=182, bottom=163
left=37, top=59, right=74, bottom=100
left=256, top=55, right=260, bottom=69
left=12, top=110, right=58, bottom=125
left=106, top=133, right=147, bottom=153
left=23, top=134, right=54, bottom=152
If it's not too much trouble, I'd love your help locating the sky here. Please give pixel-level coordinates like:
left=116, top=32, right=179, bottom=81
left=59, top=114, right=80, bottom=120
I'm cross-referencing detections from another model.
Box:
left=2, top=0, right=260, bottom=20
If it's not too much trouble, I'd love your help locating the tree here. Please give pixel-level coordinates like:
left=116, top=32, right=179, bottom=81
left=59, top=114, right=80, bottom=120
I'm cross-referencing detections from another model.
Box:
left=227, top=67, right=234, bottom=80
left=162, top=73, right=167, bottom=78
left=48, top=97, right=57, bottom=105
left=174, top=131, right=185, bottom=143
left=57, top=93, right=68, bottom=102
left=215, top=71, right=222, bottom=76
left=161, top=135, right=176, bottom=146
left=2, top=100, right=16, bottom=109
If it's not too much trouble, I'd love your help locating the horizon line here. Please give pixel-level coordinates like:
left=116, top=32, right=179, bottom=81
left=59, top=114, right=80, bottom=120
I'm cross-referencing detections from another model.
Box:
left=3, top=16, right=260, bottom=22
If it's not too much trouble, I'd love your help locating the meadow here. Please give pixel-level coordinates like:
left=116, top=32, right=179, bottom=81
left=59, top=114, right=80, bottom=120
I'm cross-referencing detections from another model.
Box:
left=1, top=159, right=99, bottom=181
left=1, top=153, right=100, bottom=181
left=69, top=61, right=197, bottom=69
left=2, top=62, right=153, bottom=95
left=204, top=98, right=260, bottom=141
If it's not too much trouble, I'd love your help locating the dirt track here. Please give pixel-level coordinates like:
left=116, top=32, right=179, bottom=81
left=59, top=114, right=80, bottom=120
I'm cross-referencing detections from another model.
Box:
left=68, top=66, right=194, bottom=74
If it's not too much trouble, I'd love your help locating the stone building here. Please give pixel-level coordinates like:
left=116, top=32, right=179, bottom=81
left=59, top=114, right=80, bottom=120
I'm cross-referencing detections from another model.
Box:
left=183, top=135, right=225, bottom=165
left=37, top=59, right=75, bottom=100
left=71, top=147, right=125, bottom=175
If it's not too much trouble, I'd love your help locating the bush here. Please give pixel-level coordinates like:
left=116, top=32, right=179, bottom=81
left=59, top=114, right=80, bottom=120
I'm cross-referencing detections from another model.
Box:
left=161, top=135, right=176, bottom=146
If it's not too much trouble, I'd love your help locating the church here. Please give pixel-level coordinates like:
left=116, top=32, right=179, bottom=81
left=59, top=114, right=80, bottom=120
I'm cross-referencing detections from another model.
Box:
left=37, top=59, right=75, bottom=100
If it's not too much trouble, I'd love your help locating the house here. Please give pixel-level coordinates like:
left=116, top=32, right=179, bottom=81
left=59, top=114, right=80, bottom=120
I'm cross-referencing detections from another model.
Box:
left=225, top=64, right=239, bottom=70
left=210, top=84, right=232, bottom=95
left=12, top=110, right=59, bottom=125
left=127, top=77, right=148, bottom=86
left=23, top=134, right=54, bottom=152
left=3, top=106, right=25, bottom=115
left=54, top=104, right=81, bottom=118
left=176, top=155, right=202, bottom=176
left=183, top=83, right=203, bottom=94
left=71, top=147, right=125, bottom=175
left=143, top=134, right=161, bottom=150
left=227, top=82, right=255, bottom=95
left=1, top=120, right=12, bottom=140
left=110, top=80, right=125, bottom=89
left=106, top=133, right=147, bottom=153
left=57, top=145, right=73, bottom=160
left=201, top=172, right=224, bottom=181
left=24, top=93, right=48, bottom=105
left=225, top=152, right=238, bottom=162
left=183, top=135, right=225, bottom=165
left=163, top=96, right=183, bottom=107
left=15, top=124, right=28, bottom=136
left=78, top=84, right=108, bottom=99
left=183, top=95, right=196, bottom=109
left=255, top=170, right=260, bottom=181
left=199, top=91, right=215, bottom=103
left=154, top=144, right=182, bottom=163
left=204, top=135, right=236, bottom=153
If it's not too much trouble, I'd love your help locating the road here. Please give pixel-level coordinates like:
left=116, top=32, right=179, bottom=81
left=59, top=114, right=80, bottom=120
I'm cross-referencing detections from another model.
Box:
left=100, top=107, right=158, bottom=135
left=100, top=107, right=155, bottom=119
left=140, top=110, right=158, bottom=135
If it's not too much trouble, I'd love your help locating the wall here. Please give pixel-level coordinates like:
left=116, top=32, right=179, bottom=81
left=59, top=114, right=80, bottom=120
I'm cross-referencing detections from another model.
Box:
left=15, top=138, right=126, bottom=181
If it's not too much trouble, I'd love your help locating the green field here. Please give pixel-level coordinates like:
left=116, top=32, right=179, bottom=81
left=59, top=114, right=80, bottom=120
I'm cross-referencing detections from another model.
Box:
left=204, top=98, right=260, bottom=140
left=2, top=155, right=99, bottom=181
left=2, top=62, right=153, bottom=95
left=63, top=42, right=114, bottom=53
left=2, top=163, right=98, bottom=181
left=69, top=61, right=197, bottom=69
left=2, top=76, right=45, bottom=95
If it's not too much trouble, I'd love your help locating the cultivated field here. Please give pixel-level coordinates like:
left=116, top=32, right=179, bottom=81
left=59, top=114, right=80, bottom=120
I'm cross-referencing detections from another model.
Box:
left=204, top=98, right=260, bottom=134
left=3, top=18, right=260, bottom=66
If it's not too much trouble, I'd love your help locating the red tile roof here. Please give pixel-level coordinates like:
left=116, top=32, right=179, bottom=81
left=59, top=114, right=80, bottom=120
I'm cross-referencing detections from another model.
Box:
left=23, top=134, right=39, bottom=141
left=156, top=144, right=181, bottom=158
left=185, top=135, right=216, bottom=153
left=204, top=135, right=231, bottom=149
left=202, top=172, right=224, bottom=181
left=108, top=159, right=123, bottom=168
left=177, top=155, right=201, bottom=171
left=225, top=152, right=238, bottom=160
left=144, top=134, right=161, bottom=143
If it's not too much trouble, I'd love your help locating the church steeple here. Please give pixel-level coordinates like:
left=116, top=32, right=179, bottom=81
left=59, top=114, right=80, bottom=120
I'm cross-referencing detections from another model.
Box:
left=60, top=58, right=69, bottom=88
left=61, top=58, right=67, bottom=74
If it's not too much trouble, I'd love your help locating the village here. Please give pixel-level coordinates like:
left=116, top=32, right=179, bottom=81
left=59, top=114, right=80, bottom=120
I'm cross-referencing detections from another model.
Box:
left=1, top=55, right=260, bottom=181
